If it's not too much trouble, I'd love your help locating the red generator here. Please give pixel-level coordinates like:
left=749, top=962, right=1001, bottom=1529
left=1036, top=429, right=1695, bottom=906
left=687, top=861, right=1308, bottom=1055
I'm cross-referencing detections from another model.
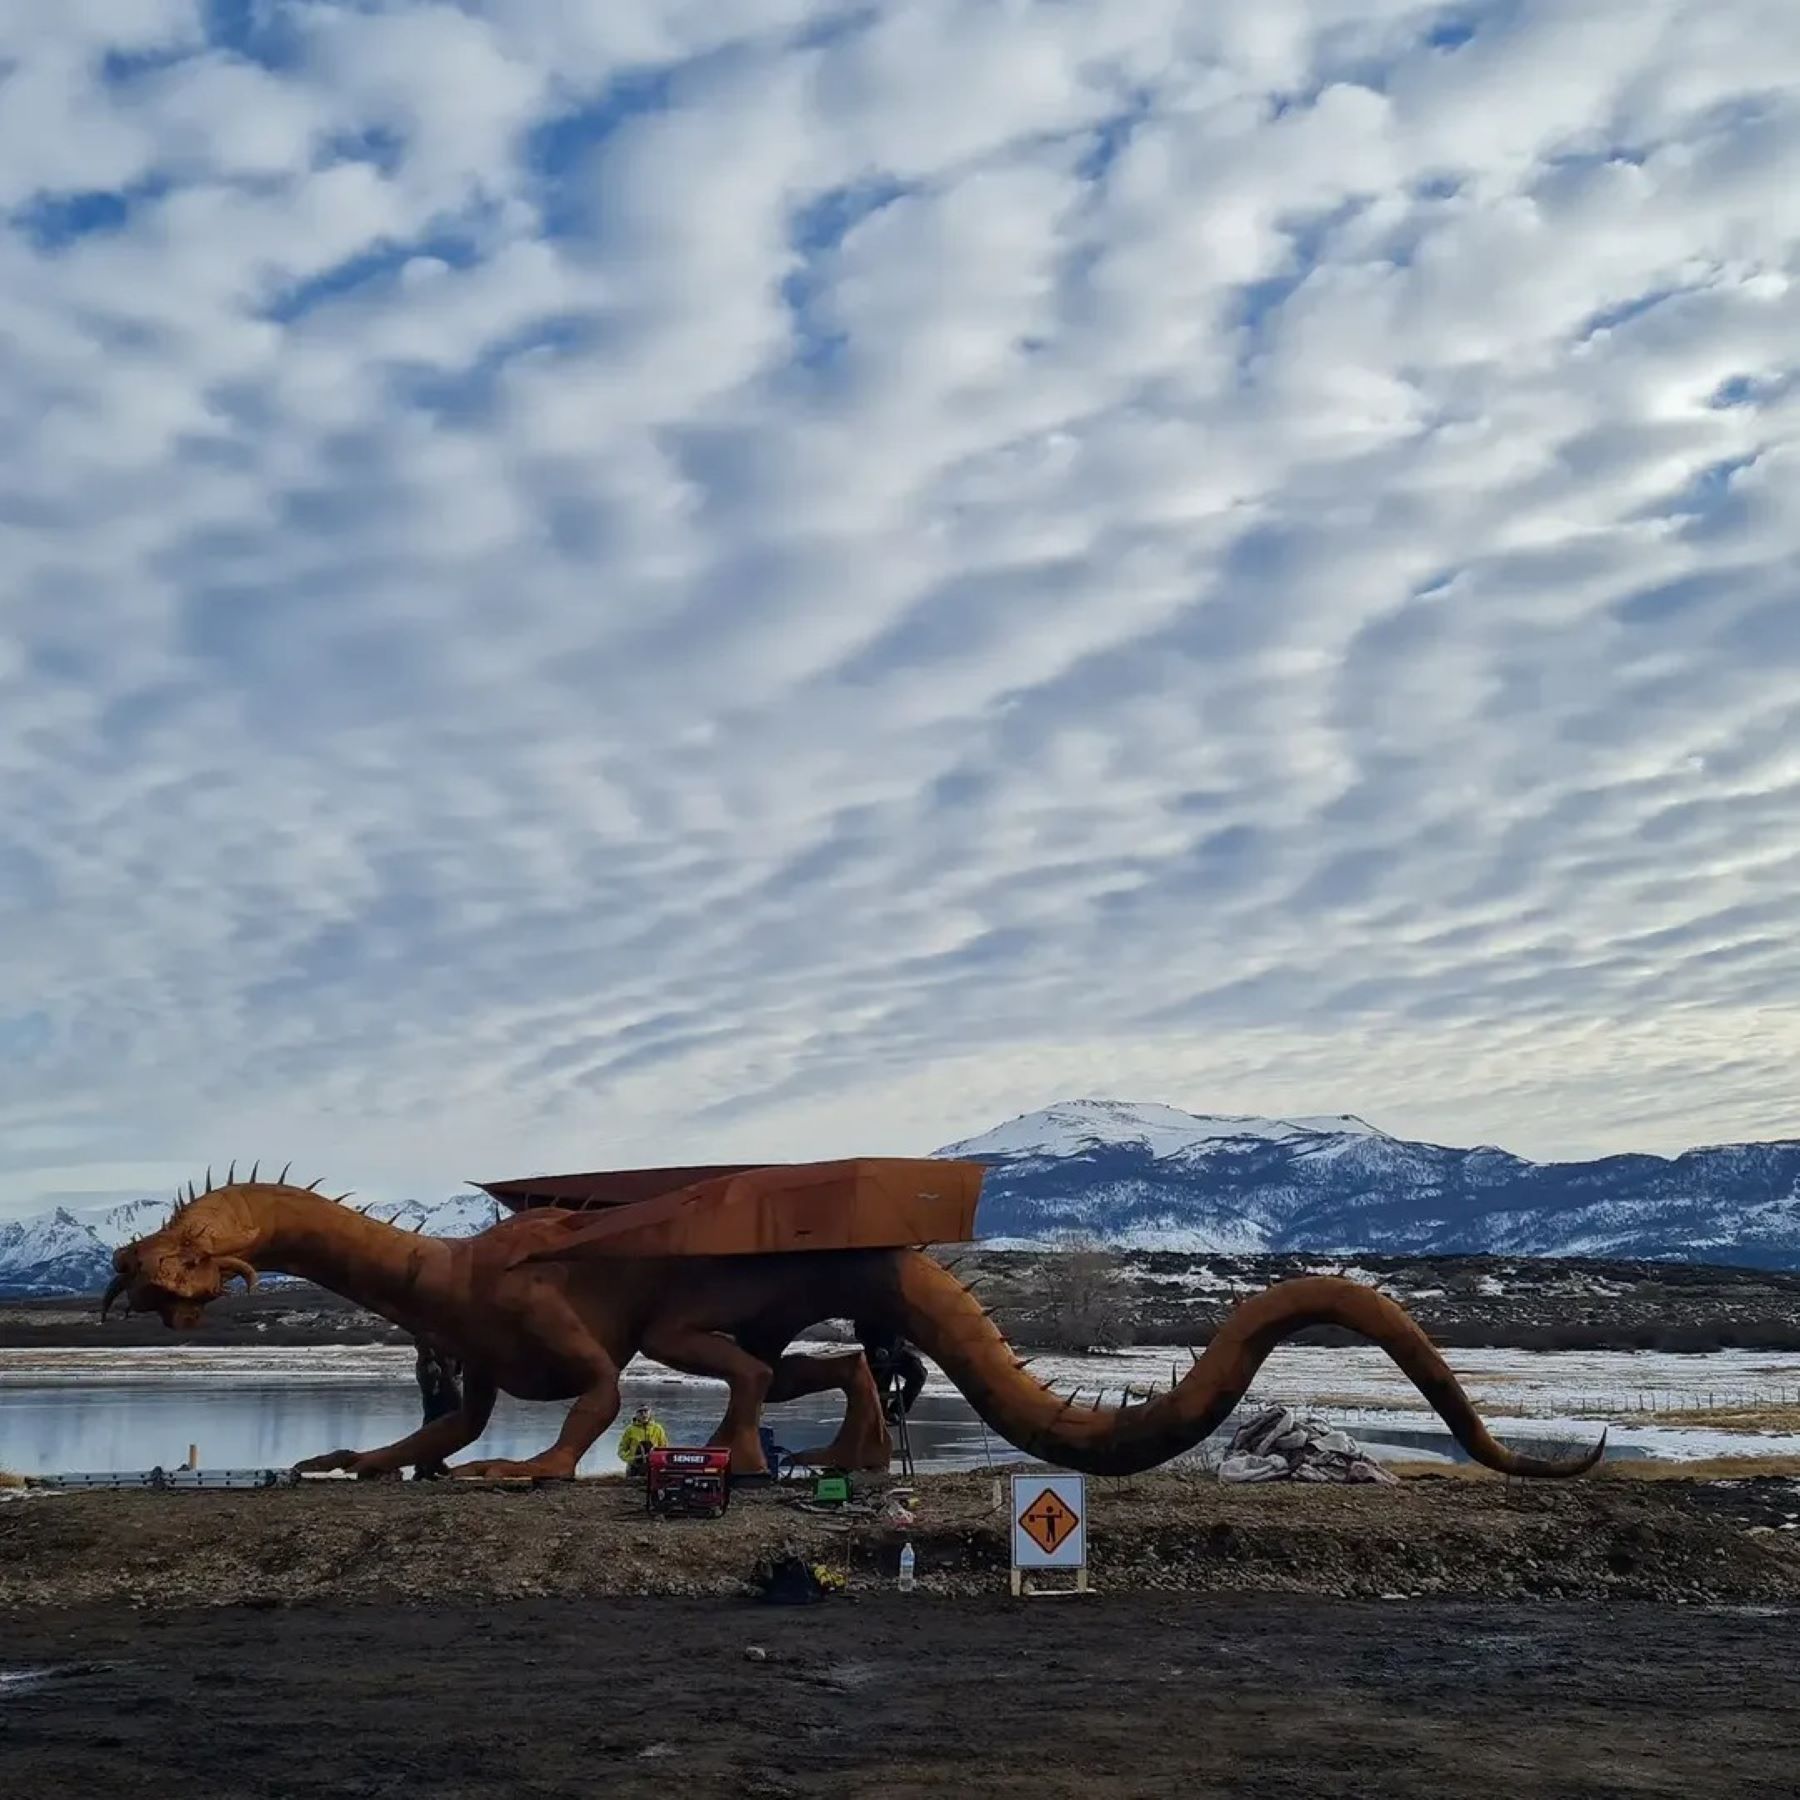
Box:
left=644, top=1446, right=732, bottom=1519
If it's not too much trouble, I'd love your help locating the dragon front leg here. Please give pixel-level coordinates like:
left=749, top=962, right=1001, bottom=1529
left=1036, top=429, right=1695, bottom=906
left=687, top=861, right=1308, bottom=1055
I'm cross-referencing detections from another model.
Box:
left=452, top=1359, right=622, bottom=1481
left=293, top=1370, right=498, bottom=1479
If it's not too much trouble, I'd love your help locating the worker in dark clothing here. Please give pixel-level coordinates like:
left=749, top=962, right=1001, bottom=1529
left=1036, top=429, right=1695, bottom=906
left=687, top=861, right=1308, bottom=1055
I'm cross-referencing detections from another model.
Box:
left=854, top=1320, right=926, bottom=1421
left=412, top=1340, right=464, bottom=1479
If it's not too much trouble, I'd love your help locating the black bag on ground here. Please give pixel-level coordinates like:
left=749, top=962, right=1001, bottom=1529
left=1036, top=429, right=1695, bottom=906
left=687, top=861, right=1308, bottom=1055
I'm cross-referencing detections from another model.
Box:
left=750, top=1553, right=829, bottom=1605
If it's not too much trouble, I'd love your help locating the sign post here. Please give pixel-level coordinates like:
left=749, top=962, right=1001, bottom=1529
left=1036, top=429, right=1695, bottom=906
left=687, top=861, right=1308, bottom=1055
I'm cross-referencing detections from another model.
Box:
left=1009, top=1472, right=1090, bottom=1596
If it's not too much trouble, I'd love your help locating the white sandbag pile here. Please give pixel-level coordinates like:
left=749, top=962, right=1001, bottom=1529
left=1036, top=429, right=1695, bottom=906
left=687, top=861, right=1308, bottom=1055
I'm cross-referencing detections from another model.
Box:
left=1217, top=1403, right=1398, bottom=1485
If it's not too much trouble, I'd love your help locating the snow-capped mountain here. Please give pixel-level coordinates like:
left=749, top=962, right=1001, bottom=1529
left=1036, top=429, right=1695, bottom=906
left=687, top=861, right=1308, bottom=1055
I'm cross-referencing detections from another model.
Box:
left=9, top=1099, right=1800, bottom=1294
left=358, top=1194, right=504, bottom=1238
left=0, top=1208, right=116, bottom=1298
left=934, top=1100, right=1800, bottom=1268
left=0, top=1192, right=501, bottom=1299
left=939, top=1098, right=1392, bottom=1162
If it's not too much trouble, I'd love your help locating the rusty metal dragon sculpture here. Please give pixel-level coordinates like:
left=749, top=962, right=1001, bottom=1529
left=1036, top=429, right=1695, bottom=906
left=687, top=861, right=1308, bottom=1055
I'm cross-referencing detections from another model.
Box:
left=105, top=1158, right=1604, bottom=1482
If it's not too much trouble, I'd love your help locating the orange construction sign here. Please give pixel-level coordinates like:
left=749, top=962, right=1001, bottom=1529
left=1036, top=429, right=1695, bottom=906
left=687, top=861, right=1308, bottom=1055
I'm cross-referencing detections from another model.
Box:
left=1018, top=1486, right=1080, bottom=1556
left=1010, top=1472, right=1087, bottom=1571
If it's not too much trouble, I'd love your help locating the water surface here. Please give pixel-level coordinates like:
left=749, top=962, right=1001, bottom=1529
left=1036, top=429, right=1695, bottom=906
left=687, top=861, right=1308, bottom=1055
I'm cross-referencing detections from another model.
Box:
left=0, top=1344, right=1678, bottom=1477
left=0, top=1368, right=1012, bottom=1476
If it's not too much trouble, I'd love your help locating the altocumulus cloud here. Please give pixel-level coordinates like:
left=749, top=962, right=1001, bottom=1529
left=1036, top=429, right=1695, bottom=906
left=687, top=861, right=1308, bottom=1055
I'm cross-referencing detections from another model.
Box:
left=2, top=0, right=1799, bottom=1215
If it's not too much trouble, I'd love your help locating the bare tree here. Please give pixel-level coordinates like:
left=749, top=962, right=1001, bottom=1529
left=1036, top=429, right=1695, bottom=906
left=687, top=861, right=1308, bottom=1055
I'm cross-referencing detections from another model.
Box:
left=1033, top=1237, right=1133, bottom=1352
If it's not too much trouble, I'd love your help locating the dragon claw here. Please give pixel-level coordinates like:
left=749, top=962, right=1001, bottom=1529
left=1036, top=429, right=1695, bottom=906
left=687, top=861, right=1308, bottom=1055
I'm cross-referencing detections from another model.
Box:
left=450, top=1455, right=578, bottom=1481
left=292, top=1448, right=362, bottom=1475
left=292, top=1448, right=404, bottom=1479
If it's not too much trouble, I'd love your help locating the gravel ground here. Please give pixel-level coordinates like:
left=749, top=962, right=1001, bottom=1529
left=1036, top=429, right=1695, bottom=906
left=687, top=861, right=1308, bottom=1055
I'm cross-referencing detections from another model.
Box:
left=5, top=1468, right=1800, bottom=1610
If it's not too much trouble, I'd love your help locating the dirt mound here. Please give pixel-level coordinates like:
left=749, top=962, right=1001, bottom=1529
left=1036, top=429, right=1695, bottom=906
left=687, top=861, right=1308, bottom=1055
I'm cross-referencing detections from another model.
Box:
left=4, top=1469, right=1798, bottom=1613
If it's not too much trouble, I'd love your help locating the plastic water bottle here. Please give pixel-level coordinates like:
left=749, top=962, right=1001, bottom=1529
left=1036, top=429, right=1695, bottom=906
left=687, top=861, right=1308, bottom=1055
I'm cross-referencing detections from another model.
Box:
left=898, top=1541, right=916, bottom=1593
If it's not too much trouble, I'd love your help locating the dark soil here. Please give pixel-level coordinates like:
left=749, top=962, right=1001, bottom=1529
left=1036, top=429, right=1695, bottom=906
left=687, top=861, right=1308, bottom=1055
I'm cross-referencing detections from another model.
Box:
left=2, top=1593, right=1796, bottom=1798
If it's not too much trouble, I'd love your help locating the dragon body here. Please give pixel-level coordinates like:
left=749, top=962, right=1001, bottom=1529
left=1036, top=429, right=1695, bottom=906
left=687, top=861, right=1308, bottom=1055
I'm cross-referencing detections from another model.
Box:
left=107, top=1174, right=1603, bottom=1481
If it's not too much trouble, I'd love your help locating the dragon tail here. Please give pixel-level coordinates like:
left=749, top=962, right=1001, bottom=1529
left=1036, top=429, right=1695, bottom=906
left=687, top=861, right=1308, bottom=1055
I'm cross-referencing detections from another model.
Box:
left=889, top=1253, right=1605, bottom=1478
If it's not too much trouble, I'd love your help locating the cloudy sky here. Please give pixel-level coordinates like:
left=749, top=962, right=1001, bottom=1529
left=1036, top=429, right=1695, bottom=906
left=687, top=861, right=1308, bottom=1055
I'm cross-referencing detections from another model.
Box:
left=2, top=1, right=1798, bottom=1218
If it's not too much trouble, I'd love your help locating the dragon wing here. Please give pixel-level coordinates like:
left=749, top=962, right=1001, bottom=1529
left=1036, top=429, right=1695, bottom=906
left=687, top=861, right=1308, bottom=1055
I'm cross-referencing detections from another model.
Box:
left=493, top=1158, right=984, bottom=1265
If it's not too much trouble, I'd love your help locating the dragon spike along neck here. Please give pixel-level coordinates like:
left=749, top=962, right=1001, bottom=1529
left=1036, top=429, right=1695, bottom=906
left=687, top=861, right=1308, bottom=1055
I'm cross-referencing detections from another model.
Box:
left=165, top=1161, right=353, bottom=1229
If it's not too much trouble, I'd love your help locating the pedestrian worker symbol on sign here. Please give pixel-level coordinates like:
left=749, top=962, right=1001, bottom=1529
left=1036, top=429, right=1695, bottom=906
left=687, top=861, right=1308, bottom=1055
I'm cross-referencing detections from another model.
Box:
left=1019, top=1485, right=1080, bottom=1556
left=1010, top=1473, right=1086, bottom=1582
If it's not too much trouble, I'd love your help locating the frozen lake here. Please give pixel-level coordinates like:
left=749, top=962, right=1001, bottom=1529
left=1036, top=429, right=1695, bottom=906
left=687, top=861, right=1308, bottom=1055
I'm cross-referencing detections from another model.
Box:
left=4, top=1341, right=1798, bottom=1476
left=0, top=1351, right=1007, bottom=1478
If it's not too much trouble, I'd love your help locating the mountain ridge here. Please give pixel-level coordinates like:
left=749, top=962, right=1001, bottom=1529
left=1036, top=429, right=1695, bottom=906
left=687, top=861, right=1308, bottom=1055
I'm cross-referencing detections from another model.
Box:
left=932, top=1100, right=1800, bottom=1266
left=4, top=1099, right=1799, bottom=1295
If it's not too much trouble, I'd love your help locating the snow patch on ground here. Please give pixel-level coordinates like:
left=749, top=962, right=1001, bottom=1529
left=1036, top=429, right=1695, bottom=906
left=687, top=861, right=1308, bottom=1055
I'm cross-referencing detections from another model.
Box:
left=971, top=1344, right=1800, bottom=1462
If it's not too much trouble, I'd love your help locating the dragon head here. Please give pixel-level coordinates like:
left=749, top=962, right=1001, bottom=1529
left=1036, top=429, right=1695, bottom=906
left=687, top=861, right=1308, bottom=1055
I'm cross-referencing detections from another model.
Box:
left=104, top=1164, right=270, bottom=1329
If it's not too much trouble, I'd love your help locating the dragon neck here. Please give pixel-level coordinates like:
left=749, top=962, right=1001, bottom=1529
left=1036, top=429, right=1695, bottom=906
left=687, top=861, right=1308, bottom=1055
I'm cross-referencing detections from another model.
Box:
left=242, top=1187, right=454, bottom=1327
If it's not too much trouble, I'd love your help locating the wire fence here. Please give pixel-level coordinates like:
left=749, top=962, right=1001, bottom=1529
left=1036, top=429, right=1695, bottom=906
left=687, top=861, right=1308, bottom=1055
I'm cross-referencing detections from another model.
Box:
left=1312, top=1386, right=1800, bottom=1421
left=1068, top=1377, right=1800, bottom=1436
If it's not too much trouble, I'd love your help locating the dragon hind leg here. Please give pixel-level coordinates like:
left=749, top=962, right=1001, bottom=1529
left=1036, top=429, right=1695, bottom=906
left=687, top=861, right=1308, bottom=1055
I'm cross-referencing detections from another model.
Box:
left=640, top=1325, right=773, bottom=1474
left=772, top=1351, right=892, bottom=1471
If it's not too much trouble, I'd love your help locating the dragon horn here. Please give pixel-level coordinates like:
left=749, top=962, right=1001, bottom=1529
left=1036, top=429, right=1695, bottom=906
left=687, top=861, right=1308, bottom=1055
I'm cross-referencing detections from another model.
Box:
left=305, top=1178, right=324, bottom=1192
left=248, top=1160, right=259, bottom=1184
left=333, top=1191, right=355, bottom=1204
left=226, top=1160, right=237, bottom=1185
left=100, top=1273, right=129, bottom=1319
left=277, top=1162, right=291, bottom=1185
left=204, top=1166, right=214, bottom=1193
left=217, top=1258, right=258, bottom=1293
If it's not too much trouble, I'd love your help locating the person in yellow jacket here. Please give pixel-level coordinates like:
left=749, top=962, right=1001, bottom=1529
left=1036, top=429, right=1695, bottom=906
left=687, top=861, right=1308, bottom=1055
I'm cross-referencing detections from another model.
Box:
left=618, top=1403, right=668, bottom=1475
